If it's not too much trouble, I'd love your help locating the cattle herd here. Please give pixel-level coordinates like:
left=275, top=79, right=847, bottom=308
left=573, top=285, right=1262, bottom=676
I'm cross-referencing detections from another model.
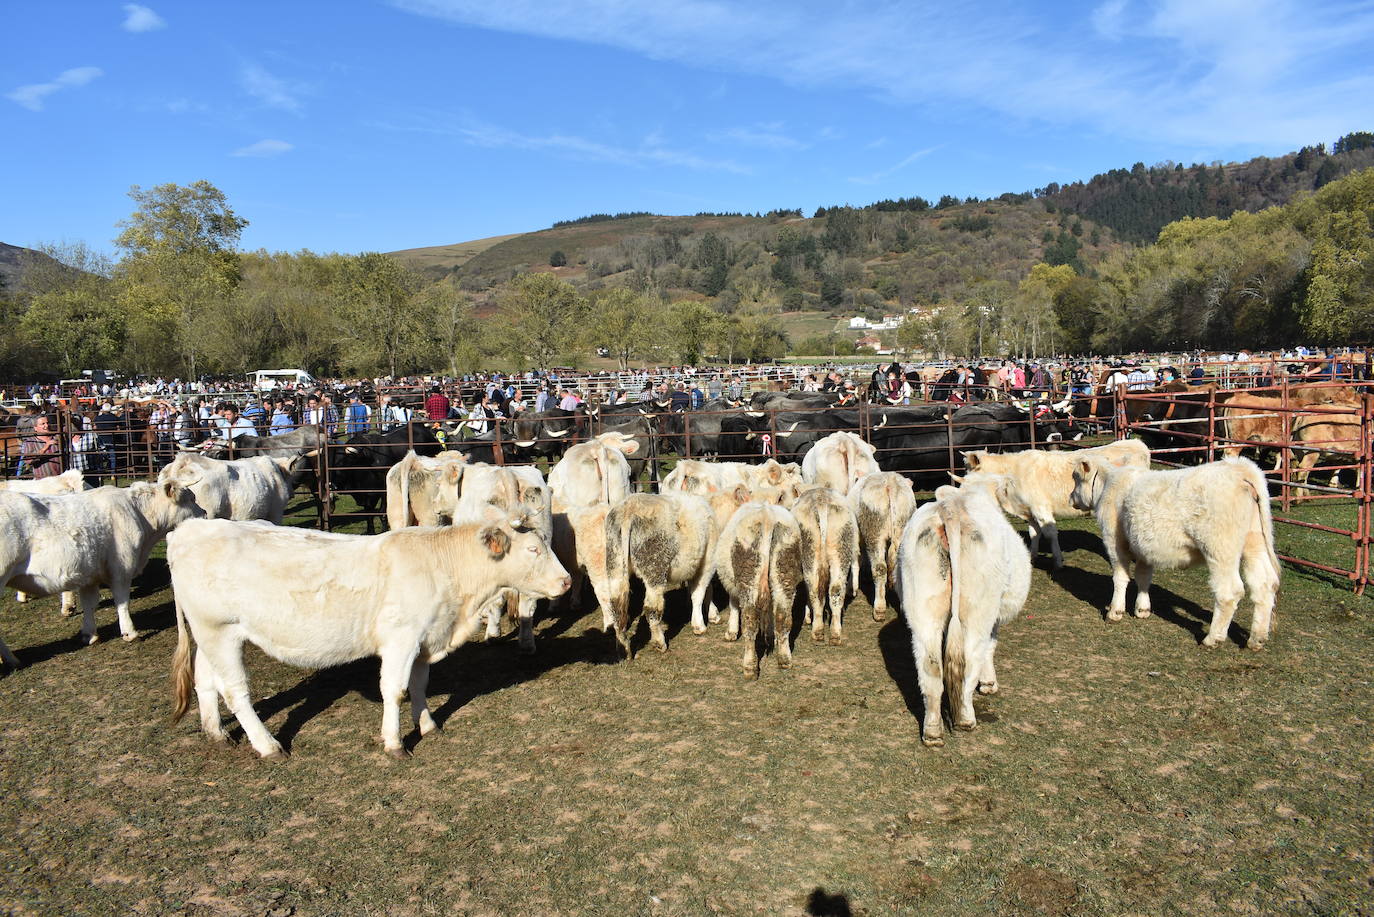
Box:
left=0, top=405, right=1283, bottom=756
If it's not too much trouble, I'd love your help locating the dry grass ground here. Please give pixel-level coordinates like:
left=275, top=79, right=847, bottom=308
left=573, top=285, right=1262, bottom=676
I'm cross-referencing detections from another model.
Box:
left=0, top=494, right=1370, bottom=916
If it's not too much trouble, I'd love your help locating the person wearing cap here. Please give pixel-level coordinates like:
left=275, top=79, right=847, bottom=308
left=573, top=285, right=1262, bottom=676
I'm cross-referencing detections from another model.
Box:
left=241, top=397, right=267, bottom=435
left=344, top=391, right=372, bottom=434
left=95, top=401, right=120, bottom=473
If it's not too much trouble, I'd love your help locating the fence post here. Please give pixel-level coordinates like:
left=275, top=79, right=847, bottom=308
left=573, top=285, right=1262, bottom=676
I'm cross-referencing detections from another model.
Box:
left=1280, top=375, right=1292, bottom=511
left=317, top=435, right=331, bottom=531
left=493, top=416, right=505, bottom=466
left=945, top=406, right=956, bottom=475
left=1359, top=394, right=1372, bottom=595
left=1206, top=389, right=1216, bottom=463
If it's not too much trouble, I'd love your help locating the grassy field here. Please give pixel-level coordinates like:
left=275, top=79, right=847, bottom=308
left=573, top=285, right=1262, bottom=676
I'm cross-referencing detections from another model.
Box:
left=387, top=234, right=525, bottom=276
left=0, top=487, right=1370, bottom=916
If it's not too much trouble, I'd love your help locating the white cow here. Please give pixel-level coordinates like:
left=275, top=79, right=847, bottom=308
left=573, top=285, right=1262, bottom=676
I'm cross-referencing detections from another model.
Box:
left=3, top=469, right=87, bottom=613
left=714, top=502, right=803, bottom=678
left=547, top=431, right=639, bottom=509
left=792, top=486, right=860, bottom=645
left=958, top=438, right=1150, bottom=568
left=803, top=432, right=880, bottom=495
left=603, top=492, right=718, bottom=656
left=848, top=471, right=917, bottom=621
left=385, top=451, right=468, bottom=529
left=0, top=480, right=202, bottom=667
left=897, top=475, right=1031, bottom=746
left=169, top=516, right=570, bottom=758
left=1071, top=456, right=1281, bottom=649
left=661, top=459, right=803, bottom=496
left=159, top=452, right=300, bottom=523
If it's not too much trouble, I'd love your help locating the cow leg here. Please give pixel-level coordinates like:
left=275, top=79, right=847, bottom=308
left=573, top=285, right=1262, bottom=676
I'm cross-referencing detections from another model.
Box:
left=110, top=580, right=138, bottom=641
left=688, top=566, right=714, bottom=635
left=59, top=591, right=76, bottom=617
left=77, top=586, right=102, bottom=645
left=1105, top=538, right=1131, bottom=620
left=977, top=621, right=1000, bottom=695
left=952, top=631, right=992, bottom=731
left=516, top=594, right=537, bottom=655
left=723, top=599, right=740, bottom=641
left=1242, top=535, right=1279, bottom=651
left=1041, top=520, right=1064, bottom=570
left=774, top=594, right=793, bottom=669
left=870, top=548, right=890, bottom=622
left=644, top=589, right=669, bottom=653
left=378, top=644, right=421, bottom=757
left=907, top=599, right=947, bottom=746
left=740, top=605, right=760, bottom=679
left=193, top=648, right=228, bottom=744
left=199, top=638, right=283, bottom=758
left=1202, top=561, right=1245, bottom=649
left=481, top=594, right=503, bottom=639
left=809, top=584, right=826, bottom=642
left=1026, top=521, right=1042, bottom=559
left=15, top=591, right=28, bottom=604
left=827, top=562, right=847, bottom=645
left=1131, top=561, right=1154, bottom=618
left=408, top=656, right=437, bottom=736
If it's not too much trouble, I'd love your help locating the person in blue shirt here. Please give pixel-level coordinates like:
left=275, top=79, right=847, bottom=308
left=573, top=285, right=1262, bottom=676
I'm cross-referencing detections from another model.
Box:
left=241, top=398, right=267, bottom=434
left=269, top=398, right=295, bottom=433
left=344, top=391, right=372, bottom=434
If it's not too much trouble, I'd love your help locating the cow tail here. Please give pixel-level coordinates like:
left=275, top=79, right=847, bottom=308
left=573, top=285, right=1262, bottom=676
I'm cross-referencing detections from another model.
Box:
left=608, top=505, right=635, bottom=646
left=1244, top=464, right=1282, bottom=585
left=170, top=596, right=194, bottom=723
left=941, top=503, right=966, bottom=714
left=598, top=445, right=610, bottom=506
left=814, top=504, right=831, bottom=615
left=757, top=516, right=776, bottom=651
left=399, top=456, right=415, bottom=528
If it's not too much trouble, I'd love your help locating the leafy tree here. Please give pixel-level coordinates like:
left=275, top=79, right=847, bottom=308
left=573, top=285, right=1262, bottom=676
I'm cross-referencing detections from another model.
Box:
left=549, top=250, right=567, bottom=267
left=666, top=300, right=721, bottom=365
left=334, top=252, right=425, bottom=377
left=498, top=271, right=588, bottom=367
left=18, top=243, right=125, bottom=376
left=586, top=287, right=659, bottom=370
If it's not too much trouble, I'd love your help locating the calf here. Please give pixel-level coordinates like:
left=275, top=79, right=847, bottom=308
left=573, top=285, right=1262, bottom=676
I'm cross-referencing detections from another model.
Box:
left=3, top=469, right=87, bottom=612
left=0, top=480, right=202, bottom=667
left=603, top=493, right=717, bottom=656
left=385, top=451, right=468, bottom=528
left=959, top=438, right=1150, bottom=567
left=714, top=502, right=803, bottom=678
left=848, top=471, right=917, bottom=621
left=1071, top=456, right=1280, bottom=649
left=803, top=432, right=880, bottom=494
left=898, top=476, right=1031, bottom=746
left=169, top=516, right=569, bottom=758
left=159, top=452, right=299, bottom=524
left=792, top=487, right=860, bottom=645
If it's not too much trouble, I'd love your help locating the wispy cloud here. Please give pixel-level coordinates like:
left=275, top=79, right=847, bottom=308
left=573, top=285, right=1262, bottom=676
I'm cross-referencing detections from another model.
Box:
left=6, top=66, right=103, bottom=111
left=232, top=139, right=294, bottom=157
left=708, top=122, right=807, bottom=151
left=377, top=114, right=749, bottom=173
left=240, top=62, right=304, bottom=113
left=122, top=4, right=166, bottom=32
left=390, top=0, right=1374, bottom=148
left=849, top=146, right=939, bottom=185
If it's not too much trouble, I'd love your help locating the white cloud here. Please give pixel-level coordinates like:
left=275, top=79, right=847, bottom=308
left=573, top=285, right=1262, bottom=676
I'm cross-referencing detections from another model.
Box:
left=708, top=122, right=808, bottom=151
left=390, top=0, right=1374, bottom=148
left=240, top=62, right=303, bottom=112
left=232, top=139, right=294, bottom=157
left=122, top=4, right=166, bottom=32
left=849, top=146, right=939, bottom=185
left=378, top=115, right=749, bottom=173
left=6, top=66, right=103, bottom=111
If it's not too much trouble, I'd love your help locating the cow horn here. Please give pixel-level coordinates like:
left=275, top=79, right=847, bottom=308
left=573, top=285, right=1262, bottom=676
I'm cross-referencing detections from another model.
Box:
left=177, top=443, right=197, bottom=451
left=344, top=446, right=358, bottom=454
left=547, top=428, right=569, bottom=438
left=514, top=440, right=536, bottom=448
left=303, top=448, right=321, bottom=458
left=1047, top=432, right=1063, bottom=442
left=877, top=415, right=889, bottom=429
left=746, top=411, right=766, bottom=418
left=745, top=432, right=757, bottom=440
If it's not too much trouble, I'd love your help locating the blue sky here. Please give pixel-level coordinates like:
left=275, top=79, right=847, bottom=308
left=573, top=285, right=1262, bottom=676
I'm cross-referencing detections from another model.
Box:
left=4, top=0, right=1372, bottom=257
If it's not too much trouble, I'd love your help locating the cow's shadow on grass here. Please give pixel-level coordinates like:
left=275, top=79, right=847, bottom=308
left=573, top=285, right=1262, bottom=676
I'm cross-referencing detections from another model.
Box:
left=876, top=616, right=925, bottom=722
left=1048, top=554, right=1255, bottom=648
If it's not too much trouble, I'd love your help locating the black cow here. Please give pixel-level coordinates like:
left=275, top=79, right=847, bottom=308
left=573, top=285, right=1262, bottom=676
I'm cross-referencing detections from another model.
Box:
left=327, top=424, right=443, bottom=532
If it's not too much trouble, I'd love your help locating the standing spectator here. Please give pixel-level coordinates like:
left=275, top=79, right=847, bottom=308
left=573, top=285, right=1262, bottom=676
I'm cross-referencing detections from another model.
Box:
left=241, top=397, right=267, bottom=435
left=559, top=388, right=581, bottom=411
left=172, top=400, right=197, bottom=448
left=343, top=391, right=372, bottom=434
left=374, top=394, right=408, bottom=431
left=21, top=414, right=61, bottom=480
left=424, top=385, right=450, bottom=423
left=270, top=398, right=296, bottom=433
left=707, top=374, right=723, bottom=400
left=670, top=382, right=691, bottom=412
left=728, top=375, right=745, bottom=402
left=70, top=413, right=100, bottom=484
left=1125, top=363, right=1150, bottom=391
left=465, top=393, right=503, bottom=436
left=690, top=382, right=705, bottom=410
left=212, top=403, right=256, bottom=443
left=12, top=404, right=40, bottom=477
left=508, top=389, right=528, bottom=414
left=95, top=402, right=120, bottom=473
left=534, top=386, right=552, bottom=413
left=1188, top=363, right=1208, bottom=386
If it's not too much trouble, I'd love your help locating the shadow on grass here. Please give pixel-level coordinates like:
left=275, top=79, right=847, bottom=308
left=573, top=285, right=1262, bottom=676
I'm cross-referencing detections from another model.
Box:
left=1049, top=557, right=1256, bottom=648
left=876, top=617, right=924, bottom=723
left=806, top=887, right=853, bottom=917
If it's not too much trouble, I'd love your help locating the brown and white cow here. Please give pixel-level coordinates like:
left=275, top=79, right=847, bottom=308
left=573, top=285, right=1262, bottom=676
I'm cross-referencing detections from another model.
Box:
left=802, top=432, right=880, bottom=495
left=958, top=438, right=1150, bottom=568
left=791, top=487, right=860, bottom=645
left=714, top=502, right=804, bottom=678
left=897, top=475, right=1031, bottom=746
left=603, top=492, right=717, bottom=656
left=848, top=471, right=917, bottom=621
left=0, top=480, right=202, bottom=667
left=169, top=515, right=569, bottom=758
left=1071, top=456, right=1281, bottom=649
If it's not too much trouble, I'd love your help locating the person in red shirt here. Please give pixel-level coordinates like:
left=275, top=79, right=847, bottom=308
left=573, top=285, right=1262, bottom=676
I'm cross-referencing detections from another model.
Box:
left=424, top=385, right=450, bottom=421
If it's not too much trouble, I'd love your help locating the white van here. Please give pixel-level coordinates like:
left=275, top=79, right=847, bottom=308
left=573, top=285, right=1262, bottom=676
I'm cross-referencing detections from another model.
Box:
left=250, top=369, right=315, bottom=392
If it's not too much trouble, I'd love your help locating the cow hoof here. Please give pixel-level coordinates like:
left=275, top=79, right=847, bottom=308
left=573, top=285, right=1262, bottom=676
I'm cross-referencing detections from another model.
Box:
left=707, top=612, right=721, bottom=624
left=811, top=630, right=827, bottom=643
left=953, top=720, right=976, bottom=732
left=921, top=733, right=945, bottom=748
left=828, top=633, right=845, bottom=646
left=1133, top=609, right=1152, bottom=619
left=741, top=667, right=759, bottom=680
left=1105, top=609, right=1125, bottom=622
left=651, top=642, right=668, bottom=654
left=260, top=748, right=288, bottom=761
left=83, top=633, right=100, bottom=646
left=977, top=681, right=999, bottom=695
left=692, top=624, right=707, bottom=636
left=121, top=632, right=140, bottom=643
left=385, top=746, right=411, bottom=760
left=724, top=631, right=740, bottom=642
left=777, top=658, right=792, bottom=670
left=518, top=643, right=537, bottom=656
left=1201, top=635, right=1224, bottom=648
left=871, top=608, right=886, bottom=623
